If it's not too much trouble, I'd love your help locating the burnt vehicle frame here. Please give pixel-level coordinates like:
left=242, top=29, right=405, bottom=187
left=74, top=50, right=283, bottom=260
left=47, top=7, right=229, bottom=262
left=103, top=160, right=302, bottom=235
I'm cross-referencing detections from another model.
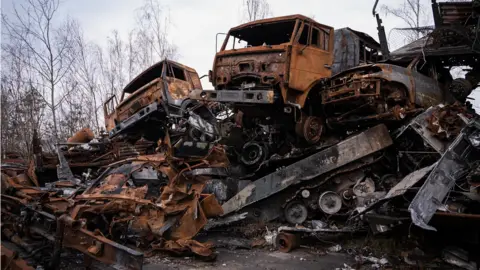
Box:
left=321, top=56, right=450, bottom=127
left=103, top=59, right=209, bottom=141
left=198, top=14, right=334, bottom=106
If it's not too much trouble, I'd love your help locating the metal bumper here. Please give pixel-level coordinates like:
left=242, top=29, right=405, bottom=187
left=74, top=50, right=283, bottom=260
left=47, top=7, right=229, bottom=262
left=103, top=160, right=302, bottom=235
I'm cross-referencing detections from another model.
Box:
left=189, top=89, right=275, bottom=104
left=109, top=102, right=160, bottom=139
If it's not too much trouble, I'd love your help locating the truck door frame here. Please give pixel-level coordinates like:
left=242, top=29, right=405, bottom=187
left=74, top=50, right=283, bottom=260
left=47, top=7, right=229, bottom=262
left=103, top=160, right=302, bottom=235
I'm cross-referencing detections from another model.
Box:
left=289, top=20, right=334, bottom=100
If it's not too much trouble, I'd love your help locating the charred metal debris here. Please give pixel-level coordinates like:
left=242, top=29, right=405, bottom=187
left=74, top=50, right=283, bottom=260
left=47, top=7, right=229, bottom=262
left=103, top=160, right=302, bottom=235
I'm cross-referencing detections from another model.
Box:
left=2, top=1, right=480, bottom=269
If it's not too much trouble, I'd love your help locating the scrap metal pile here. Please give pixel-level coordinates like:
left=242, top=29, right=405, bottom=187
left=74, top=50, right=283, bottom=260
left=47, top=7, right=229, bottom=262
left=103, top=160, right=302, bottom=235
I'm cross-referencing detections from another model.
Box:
left=2, top=1, right=480, bottom=269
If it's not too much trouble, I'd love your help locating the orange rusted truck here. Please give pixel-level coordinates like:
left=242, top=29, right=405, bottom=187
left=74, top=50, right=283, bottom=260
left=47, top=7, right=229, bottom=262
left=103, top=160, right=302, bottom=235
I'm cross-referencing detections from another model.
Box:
left=103, top=60, right=207, bottom=140
left=190, top=15, right=336, bottom=143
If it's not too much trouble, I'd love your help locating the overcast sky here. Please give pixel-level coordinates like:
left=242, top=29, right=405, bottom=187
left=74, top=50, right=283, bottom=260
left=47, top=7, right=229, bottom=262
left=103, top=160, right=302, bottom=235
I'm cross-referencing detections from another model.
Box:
left=1, top=0, right=416, bottom=85
left=1, top=0, right=479, bottom=110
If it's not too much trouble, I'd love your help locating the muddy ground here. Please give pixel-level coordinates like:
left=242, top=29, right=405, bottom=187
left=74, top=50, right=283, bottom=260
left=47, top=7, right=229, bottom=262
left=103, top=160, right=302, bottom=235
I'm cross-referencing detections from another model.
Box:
left=3, top=227, right=474, bottom=269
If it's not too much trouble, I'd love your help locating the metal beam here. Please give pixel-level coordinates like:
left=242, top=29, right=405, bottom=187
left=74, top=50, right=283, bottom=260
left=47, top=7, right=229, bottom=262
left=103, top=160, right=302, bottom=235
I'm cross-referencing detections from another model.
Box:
left=222, top=124, right=393, bottom=215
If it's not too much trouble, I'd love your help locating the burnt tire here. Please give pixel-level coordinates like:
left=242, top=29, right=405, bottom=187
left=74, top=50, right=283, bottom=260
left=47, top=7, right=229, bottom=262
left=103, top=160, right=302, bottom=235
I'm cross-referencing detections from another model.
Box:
left=284, top=201, right=308, bottom=225
left=295, top=116, right=323, bottom=144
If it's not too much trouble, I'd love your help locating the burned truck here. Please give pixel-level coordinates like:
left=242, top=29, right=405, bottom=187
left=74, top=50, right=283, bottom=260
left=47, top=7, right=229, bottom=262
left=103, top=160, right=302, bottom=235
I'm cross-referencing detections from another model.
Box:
left=103, top=59, right=215, bottom=142
left=191, top=15, right=335, bottom=148
left=33, top=60, right=216, bottom=183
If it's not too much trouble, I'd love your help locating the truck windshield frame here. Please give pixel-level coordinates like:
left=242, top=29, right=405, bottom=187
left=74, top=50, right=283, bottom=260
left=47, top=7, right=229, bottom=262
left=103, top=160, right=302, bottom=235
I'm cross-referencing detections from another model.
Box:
left=222, top=20, right=297, bottom=50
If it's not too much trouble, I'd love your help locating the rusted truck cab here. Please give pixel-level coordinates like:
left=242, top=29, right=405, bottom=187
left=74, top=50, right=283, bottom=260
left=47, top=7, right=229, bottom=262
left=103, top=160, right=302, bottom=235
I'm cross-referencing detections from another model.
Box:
left=104, top=60, right=202, bottom=139
left=190, top=15, right=334, bottom=143
left=193, top=15, right=334, bottom=104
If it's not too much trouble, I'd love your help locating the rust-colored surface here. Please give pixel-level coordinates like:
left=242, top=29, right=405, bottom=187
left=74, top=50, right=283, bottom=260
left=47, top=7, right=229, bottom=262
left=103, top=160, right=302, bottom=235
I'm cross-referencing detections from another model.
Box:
left=426, top=103, right=467, bottom=140
left=322, top=62, right=446, bottom=126
left=104, top=60, right=203, bottom=131
left=1, top=245, right=35, bottom=270
left=36, top=138, right=157, bottom=172
left=201, top=194, right=224, bottom=218
left=1, top=132, right=228, bottom=269
left=62, top=227, right=143, bottom=269
left=276, top=232, right=299, bottom=253
left=73, top=149, right=226, bottom=256
left=67, top=128, right=94, bottom=144
left=212, top=14, right=334, bottom=108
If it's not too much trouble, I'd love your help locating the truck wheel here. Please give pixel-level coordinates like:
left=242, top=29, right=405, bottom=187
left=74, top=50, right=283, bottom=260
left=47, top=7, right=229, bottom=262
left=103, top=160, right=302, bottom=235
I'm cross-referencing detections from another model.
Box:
left=284, top=201, right=308, bottom=225
left=295, top=116, right=323, bottom=144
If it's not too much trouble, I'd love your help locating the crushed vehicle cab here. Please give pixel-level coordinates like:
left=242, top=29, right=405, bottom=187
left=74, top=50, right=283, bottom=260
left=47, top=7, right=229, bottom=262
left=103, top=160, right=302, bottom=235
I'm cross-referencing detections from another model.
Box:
left=103, top=60, right=203, bottom=140
left=321, top=57, right=453, bottom=128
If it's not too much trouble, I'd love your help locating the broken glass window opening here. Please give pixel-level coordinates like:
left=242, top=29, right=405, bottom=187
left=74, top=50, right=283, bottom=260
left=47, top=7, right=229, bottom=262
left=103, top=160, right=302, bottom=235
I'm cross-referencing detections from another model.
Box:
left=226, top=20, right=296, bottom=49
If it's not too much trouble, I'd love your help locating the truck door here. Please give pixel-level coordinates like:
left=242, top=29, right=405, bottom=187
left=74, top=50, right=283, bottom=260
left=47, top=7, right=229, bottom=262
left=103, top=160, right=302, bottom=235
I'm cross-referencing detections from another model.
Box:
left=165, top=63, right=193, bottom=103
left=289, top=22, right=334, bottom=93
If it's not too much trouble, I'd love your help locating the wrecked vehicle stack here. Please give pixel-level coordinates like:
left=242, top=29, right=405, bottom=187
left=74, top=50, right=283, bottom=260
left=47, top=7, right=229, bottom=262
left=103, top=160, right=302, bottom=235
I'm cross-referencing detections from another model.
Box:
left=2, top=1, right=480, bottom=269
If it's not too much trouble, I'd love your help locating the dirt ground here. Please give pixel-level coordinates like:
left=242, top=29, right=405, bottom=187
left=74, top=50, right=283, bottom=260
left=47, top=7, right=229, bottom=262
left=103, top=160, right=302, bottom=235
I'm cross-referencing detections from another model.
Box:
left=3, top=228, right=473, bottom=270
left=143, top=247, right=354, bottom=270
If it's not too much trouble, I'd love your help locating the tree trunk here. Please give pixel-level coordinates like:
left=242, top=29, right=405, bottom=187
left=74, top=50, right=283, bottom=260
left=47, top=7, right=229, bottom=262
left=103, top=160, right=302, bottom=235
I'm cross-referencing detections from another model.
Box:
left=51, top=81, right=58, bottom=142
left=91, top=86, right=100, bottom=132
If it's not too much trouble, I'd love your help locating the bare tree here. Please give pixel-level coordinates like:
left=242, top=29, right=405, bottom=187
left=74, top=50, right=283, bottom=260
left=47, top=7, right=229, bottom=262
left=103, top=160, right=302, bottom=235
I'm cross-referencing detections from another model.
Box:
left=242, top=0, right=272, bottom=22
left=134, top=0, right=178, bottom=68
left=1, top=0, right=179, bottom=153
left=93, top=0, right=178, bottom=106
left=2, top=0, right=79, bottom=142
left=72, top=26, right=103, bottom=132
left=57, top=77, right=90, bottom=139
left=107, top=30, right=127, bottom=97
left=382, top=0, right=432, bottom=43
left=1, top=43, right=47, bottom=158
left=126, top=30, right=139, bottom=81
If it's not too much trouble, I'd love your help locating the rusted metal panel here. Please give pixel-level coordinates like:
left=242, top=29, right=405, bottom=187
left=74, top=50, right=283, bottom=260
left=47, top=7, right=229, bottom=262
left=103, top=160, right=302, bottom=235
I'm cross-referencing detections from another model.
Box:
left=115, top=79, right=163, bottom=123
left=188, top=71, right=203, bottom=90
left=167, top=77, right=193, bottom=101
left=332, top=28, right=381, bottom=75
left=289, top=22, right=334, bottom=94
left=62, top=227, right=144, bottom=269
left=289, top=43, right=332, bottom=93
left=2, top=133, right=229, bottom=267
left=323, top=61, right=447, bottom=127
left=409, top=121, right=479, bottom=231
left=108, top=102, right=163, bottom=139
left=190, top=89, right=275, bottom=104
left=213, top=46, right=288, bottom=91
left=394, top=105, right=449, bottom=153
left=426, top=103, right=467, bottom=140
left=1, top=245, right=35, bottom=270
left=327, top=63, right=444, bottom=107
left=222, top=124, right=393, bottom=215
left=67, top=128, right=94, bottom=144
